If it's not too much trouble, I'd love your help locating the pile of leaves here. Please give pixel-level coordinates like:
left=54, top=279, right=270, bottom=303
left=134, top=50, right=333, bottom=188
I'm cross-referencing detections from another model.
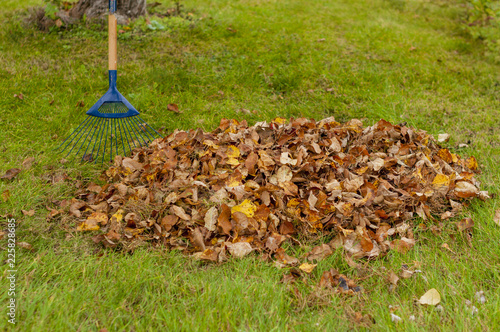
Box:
left=68, top=117, right=488, bottom=264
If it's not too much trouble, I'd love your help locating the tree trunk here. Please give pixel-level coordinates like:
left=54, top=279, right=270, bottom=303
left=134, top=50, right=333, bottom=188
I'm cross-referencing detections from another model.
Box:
left=69, top=0, right=147, bottom=24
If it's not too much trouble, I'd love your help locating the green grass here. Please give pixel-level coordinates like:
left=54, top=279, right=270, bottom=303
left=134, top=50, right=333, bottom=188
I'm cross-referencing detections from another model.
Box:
left=1, top=0, right=500, bottom=330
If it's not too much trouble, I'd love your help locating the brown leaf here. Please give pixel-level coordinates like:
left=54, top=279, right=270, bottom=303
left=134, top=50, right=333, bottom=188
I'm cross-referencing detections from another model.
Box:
left=190, top=227, right=206, bottom=251
left=494, top=210, right=500, bottom=227
left=1, top=168, right=21, bottom=180
left=227, top=242, right=253, bottom=258
left=14, top=93, right=24, bottom=100
left=457, top=218, right=474, bottom=231
left=275, top=248, right=299, bottom=265
left=22, top=157, right=36, bottom=169
left=218, top=204, right=232, bottom=235
left=204, top=206, right=218, bottom=231
left=22, top=209, right=35, bottom=216
left=69, top=201, right=87, bottom=218
left=167, top=103, right=182, bottom=113
left=1, top=190, right=10, bottom=202
left=17, top=242, right=33, bottom=250
left=170, top=205, right=190, bottom=221
left=306, top=244, right=333, bottom=261
left=388, top=271, right=399, bottom=286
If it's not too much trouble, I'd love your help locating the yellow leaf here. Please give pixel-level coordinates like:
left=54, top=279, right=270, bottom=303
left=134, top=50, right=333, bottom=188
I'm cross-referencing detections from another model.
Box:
left=418, top=288, right=441, bottom=305
left=226, top=158, right=240, bottom=166
left=432, top=174, right=450, bottom=187
left=203, top=140, right=220, bottom=150
left=437, top=149, right=453, bottom=163
left=465, top=156, right=478, bottom=170
left=299, top=262, right=317, bottom=273
left=87, top=212, right=109, bottom=225
left=231, top=199, right=257, bottom=218
left=77, top=219, right=100, bottom=231
left=226, top=145, right=240, bottom=158
left=111, top=209, right=124, bottom=223
left=273, top=117, right=288, bottom=125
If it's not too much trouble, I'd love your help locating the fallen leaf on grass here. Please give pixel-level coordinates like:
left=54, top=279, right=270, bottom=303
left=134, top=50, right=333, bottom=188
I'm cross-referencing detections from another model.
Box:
left=22, top=209, right=35, bottom=216
left=1, top=168, right=21, bottom=180
left=14, top=93, right=24, bottom=100
left=494, top=210, right=500, bottom=227
left=167, top=103, right=182, bottom=113
left=1, top=190, right=10, bottom=202
left=299, top=262, right=317, bottom=273
left=17, top=242, right=33, bottom=250
left=306, top=244, right=333, bottom=261
left=457, top=218, right=474, bottom=231
left=418, top=288, right=441, bottom=305
left=226, top=242, right=253, bottom=258
left=438, top=133, right=450, bottom=143
left=388, top=271, right=399, bottom=286
left=22, top=157, right=36, bottom=169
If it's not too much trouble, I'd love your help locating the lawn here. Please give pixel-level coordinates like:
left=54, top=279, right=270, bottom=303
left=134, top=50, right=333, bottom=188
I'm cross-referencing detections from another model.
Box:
left=1, top=0, right=499, bottom=330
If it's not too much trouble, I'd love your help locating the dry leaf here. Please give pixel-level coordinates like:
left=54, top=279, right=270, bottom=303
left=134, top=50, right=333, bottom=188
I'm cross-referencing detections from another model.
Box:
left=22, top=157, right=36, bottom=169
left=437, top=134, right=450, bottom=143
left=457, top=218, right=474, bottom=231
left=227, top=242, right=253, bottom=258
left=231, top=199, right=257, bottom=218
left=418, top=288, right=441, bottom=305
left=494, top=210, right=500, bottom=227
left=1, top=168, right=21, bottom=180
left=1, top=190, right=10, bottom=202
left=204, top=206, right=218, bottom=231
left=167, top=103, right=182, bottom=113
left=22, top=209, right=35, bottom=216
left=17, top=242, right=33, bottom=250
left=306, top=244, right=333, bottom=261
left=299, top=262, right=317, bottom=273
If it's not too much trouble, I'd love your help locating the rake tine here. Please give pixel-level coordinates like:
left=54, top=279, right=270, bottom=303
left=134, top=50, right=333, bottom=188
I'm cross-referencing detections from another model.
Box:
left=124, top=116, right=144, bottom=147
left=118, top=118, right=132, bottom=156
left=82, top=117, right=102, bottom=161
left=129, top=116, right=153, bottom=142
left=101, top=118, right=110, bottom=164
left=113, top=115, right=119, bottom=158
left=72, top=116, right=99, bottom=158
left=131, top=116, right=158, bottom=142
left=137, top=115, right=162, bottom=138
left=127, top=117, right=149, bottom=146
left=58, top=116, right=93, bottom=153
left=93, top=118, right=107, bottom=163
left=64, top=117, right=96, bottom=159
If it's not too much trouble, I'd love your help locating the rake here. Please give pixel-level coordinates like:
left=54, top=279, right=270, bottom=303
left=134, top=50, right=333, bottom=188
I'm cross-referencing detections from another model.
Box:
left=58, top=0, right=160, bottom=163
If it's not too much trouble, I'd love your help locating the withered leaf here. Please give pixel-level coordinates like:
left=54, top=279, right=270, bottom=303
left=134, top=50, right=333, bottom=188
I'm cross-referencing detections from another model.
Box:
left=1, top=168, right=21, bottom=180
left=204, top=206, right=218, bottom=231
left=306, top=244, right=333, bottom=261
left=22, top=209, right=35, bottom=216
left=17, top=242, right=33, bottom=250
left=218, top=204, right=232, bottom=235
left=170, top=205, right=190, bottom=220
left=167, top=103, right=182, bottom=113
left=227, top=242, right=253, bottom=258
left=299, top=262, right=317, bottom=273
left=457, top=217, right=474, bottom=231
left=418, top=288, right=441, bottom=305
left=495, top=210, right=500, bottom=227
left=22, top=157, right=36, bottom=169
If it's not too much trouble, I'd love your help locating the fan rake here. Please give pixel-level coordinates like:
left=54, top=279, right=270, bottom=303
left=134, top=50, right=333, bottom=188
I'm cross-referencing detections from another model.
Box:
left=58, top=0, right=160, bottom=163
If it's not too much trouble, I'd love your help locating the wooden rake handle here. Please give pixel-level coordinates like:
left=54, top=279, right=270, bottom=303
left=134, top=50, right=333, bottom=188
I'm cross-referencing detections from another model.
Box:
left=109, top=14, right=117, bottom=70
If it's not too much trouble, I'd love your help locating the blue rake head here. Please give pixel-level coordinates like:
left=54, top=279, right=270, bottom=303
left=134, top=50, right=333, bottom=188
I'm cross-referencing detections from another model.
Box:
left=57, top=70, right=161, bottom=163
